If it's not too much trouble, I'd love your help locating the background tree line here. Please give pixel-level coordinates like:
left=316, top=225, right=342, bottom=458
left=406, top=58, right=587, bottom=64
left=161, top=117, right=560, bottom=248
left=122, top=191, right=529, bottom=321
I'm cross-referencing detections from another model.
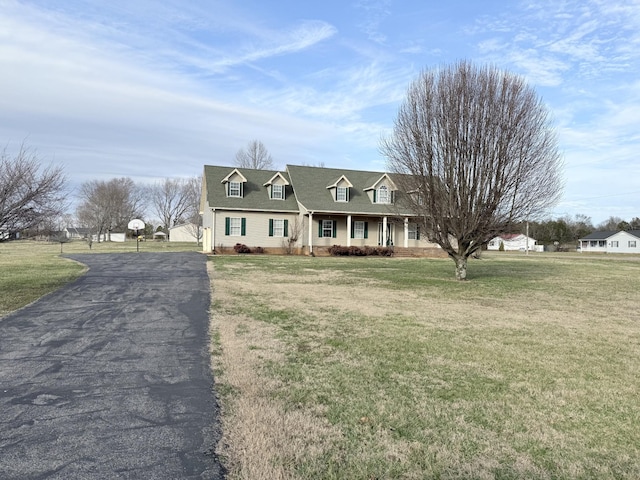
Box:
left=512, top=214, right=640, bottom=248
left=0, top=143, right=201, bottom=241
left=1, top=138, right=637, bottom=248
left=75, top=176, right=202, bottom=242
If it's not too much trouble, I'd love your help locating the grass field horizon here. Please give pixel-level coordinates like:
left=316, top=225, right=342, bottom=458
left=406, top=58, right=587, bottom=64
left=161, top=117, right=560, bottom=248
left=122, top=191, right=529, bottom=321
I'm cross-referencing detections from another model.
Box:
left=3, top=242, right=639, bottom=478
left=210, top=252, right=640, bottom=479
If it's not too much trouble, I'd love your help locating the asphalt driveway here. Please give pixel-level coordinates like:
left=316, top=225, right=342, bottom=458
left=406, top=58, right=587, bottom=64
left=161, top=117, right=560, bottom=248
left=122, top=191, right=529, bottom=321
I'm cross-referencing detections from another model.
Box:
left=0, top=252, right=224, bottom=479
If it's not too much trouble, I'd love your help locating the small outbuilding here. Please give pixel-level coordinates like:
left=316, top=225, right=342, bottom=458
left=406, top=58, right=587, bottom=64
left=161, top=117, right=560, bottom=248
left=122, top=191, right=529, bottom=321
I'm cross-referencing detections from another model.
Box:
left=152, top=231, right=167, bottom=241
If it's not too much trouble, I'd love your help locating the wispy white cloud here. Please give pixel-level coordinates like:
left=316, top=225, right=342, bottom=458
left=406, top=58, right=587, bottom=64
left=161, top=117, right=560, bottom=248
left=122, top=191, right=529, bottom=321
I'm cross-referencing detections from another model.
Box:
left=210, top=21, right=337, bottom=71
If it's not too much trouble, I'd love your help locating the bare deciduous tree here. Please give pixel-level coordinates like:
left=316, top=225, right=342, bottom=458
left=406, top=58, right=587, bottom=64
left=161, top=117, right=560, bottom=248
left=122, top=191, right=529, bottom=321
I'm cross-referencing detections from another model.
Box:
left=183, top=176, right=203, bottom=244
left=0, top=144, right=67, bottom=238
left=382, top=61, right=563, bottom=280
left=282, top=217, right=302, bottom=254
left=148, top=177, right=198, bottom=238
left=235, top=140, right=274, bottom=170
left=76, top=177, right=145, bottom=242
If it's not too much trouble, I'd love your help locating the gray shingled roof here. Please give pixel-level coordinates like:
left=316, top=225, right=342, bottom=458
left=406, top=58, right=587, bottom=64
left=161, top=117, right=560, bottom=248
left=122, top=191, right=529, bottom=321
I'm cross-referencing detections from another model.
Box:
left=286, top=164, right=414, bottom=215
left=580, top=231, right=617, bottom=240
left=203, top=165, right=299, bottom=212
left=580, top=230, right=640, bottom=240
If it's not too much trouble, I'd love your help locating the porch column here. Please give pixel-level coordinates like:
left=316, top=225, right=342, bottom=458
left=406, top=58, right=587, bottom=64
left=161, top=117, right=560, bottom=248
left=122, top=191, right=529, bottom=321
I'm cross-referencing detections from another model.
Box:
left=383, top=216, right=388, bottom=246
left=404, top=217, right=409, bottom=248
left=308, top=212, right=314, bottom=255
left=346, top=215, right=352, bottom=247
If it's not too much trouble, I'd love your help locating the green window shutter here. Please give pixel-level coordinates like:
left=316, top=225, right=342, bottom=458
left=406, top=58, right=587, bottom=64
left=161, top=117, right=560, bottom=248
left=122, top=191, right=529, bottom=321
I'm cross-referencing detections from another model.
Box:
left=373, top=190, right=377, bottom=203
left=241, top=218, right=246, bottom=236
left=225, top=217, right=230, bottom=235
left=364, top=222, right=368, bottom=239
left=269, top=219, right=274, bottom=237
left=284, top=219, right=289, bottom=237
left=416, top=225, right=420, bottom=240
left=318, top=220, right=323, bottom=237
left=346, top=187, right=350, bottom=202
left=240, top=182, right=244, bottom=197
left=332, top=220, right=337, bottom=238
left=391, top=191, right=395, bottom=204
left=350, top=221, right=354, bottom=239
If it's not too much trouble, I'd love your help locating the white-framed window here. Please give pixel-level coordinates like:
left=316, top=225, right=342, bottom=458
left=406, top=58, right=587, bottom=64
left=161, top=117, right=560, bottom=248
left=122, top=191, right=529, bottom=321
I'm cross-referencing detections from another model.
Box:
left=408, top=223, right=420, bottom=240
left=611, top=241, right=619, bottom=247
left=273, top=219, right=284, bottom=237
left=353, top=221, right=365, bottom=239
left=336, top=186, right=348, bottom=202
left=229, top=217, right=241, bottom=236
left=376, top=185, right=390, bottom=204
left=630, top=241, right=637, bottom=248
left=225, top=217, right=245, bottom=236
left=228, top=181, right=242, bottom=197
left=322, top=220, right=334, bottom=238
left=271, top=184, right=284, bottom=200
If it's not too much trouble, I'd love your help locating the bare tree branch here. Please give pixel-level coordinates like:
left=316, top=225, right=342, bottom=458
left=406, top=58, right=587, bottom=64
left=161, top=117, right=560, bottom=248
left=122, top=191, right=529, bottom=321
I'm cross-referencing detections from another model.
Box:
left=0, top=144, right=67, bottom=237
left=234, top=140, right=274, bottom=170
left=76, top=178, right=145, bottom=242
left=382, top=61, right=563, bottom=280
left=148, top=178, right=196, bottom=238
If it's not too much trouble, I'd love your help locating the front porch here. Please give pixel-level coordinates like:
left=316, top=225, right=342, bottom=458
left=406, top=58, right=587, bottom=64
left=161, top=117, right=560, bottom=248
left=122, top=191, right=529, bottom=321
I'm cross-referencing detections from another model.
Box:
left=306, top=213, right=436, bottom=255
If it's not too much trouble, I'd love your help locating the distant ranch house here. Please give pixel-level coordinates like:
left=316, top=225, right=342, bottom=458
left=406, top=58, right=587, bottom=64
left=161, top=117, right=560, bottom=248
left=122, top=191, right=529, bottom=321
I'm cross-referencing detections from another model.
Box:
left=64, top=227, right=91, bottom=240
left=200, top=164, right=445, bottom=257
left=579, top=230, right=640, bottom=254
left=487, top=234, right=537, bottom=251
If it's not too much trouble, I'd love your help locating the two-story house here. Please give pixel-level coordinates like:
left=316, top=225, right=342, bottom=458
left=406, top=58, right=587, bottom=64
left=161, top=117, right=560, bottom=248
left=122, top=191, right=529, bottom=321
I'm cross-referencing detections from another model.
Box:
left=200, top=164, right=444, bottom=256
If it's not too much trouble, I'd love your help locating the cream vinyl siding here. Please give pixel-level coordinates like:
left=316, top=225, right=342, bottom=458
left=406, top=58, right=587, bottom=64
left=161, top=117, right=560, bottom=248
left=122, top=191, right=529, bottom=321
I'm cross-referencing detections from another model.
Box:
left=214, top=211, right=300, bottom=248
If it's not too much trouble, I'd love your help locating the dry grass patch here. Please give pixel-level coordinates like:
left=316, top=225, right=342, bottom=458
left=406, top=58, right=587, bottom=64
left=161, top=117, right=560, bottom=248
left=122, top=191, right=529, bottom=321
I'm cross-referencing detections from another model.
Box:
left=209, top=253, right=640, bottom=479
left=209, top=262, right=341, bottom=480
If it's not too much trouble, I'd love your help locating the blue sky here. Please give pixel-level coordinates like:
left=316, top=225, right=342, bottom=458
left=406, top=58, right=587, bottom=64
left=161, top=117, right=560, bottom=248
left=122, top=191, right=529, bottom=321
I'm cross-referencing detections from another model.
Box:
left=1, top=0, right=639, bottom=224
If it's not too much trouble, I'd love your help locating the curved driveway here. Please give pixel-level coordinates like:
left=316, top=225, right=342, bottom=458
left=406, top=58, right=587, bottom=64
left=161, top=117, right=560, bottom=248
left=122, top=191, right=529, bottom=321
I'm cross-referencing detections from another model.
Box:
left=0, top=252, right=223, bottom=479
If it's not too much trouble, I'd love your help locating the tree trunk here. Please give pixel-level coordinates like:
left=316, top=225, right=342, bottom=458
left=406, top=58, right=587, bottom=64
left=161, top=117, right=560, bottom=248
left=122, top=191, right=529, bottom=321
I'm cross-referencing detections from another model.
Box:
left=454, top=255, right=468, bottom=281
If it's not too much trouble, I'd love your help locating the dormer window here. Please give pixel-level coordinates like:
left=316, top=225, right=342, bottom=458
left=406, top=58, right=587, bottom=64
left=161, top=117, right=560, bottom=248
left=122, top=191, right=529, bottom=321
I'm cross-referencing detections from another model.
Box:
left=222, top=169, right=248, bottom=198
left=263, top=172, right=290, bottom=201
left=365, top=173, right=396, bottom=205
left=376, top=185, right=390, bottom=204
left=271, top=184, right=284, bottom=200
left=228, top=181, right=242, bottom=197
left=327, top=175, right=352, bottom=203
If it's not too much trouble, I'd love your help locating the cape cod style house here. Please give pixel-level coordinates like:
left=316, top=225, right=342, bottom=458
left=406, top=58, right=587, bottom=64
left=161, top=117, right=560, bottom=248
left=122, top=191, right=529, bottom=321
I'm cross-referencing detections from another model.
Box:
left=200, top=164, right=444, bottom=256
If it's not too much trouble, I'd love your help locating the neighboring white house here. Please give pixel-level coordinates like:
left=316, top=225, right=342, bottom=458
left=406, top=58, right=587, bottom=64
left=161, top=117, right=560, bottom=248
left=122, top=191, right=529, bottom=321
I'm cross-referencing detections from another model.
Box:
left=487, top=233, right=537, bottom=251
left=169, top=223, right=201, bottom=243
left=579, top=230, right=640, bottom=253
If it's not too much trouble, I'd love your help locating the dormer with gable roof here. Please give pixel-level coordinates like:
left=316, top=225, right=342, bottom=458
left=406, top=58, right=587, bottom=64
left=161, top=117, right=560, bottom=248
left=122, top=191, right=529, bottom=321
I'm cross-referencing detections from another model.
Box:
left=363, top=173, right=397, bottom=205
left=263, top=172, right=290, bottom=200
left=221, top=168, right=248, bottom=198
left=326, top=175, right=353, bottom=202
